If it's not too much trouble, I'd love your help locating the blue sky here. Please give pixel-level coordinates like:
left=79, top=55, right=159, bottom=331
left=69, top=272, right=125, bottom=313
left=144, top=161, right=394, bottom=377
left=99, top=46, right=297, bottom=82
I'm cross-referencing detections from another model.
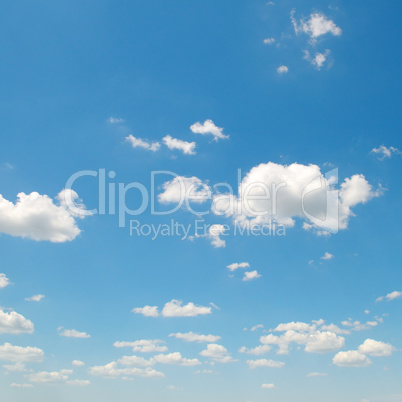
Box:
left=0, top=1, right=401, bottom=401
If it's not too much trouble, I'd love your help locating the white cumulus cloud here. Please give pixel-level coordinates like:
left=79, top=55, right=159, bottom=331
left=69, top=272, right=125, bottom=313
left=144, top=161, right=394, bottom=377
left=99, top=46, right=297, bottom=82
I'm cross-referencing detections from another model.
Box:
left=376, top=291, right=402, bottom=302
left=0, top=273, right=10, bottom=288
left=333, top=350, right=371, bottom=367
left=0, top=190, right=88, bottom=242
left=190, top=119, right=229, bottom=141
left=226, top=262, right=250, bottom=271
left=161, top=300, right=212, bottom=317
left=0, top=309, right=34, bottom=335
left=292, top=11, right=342, bottom=39
left=158, top=176, right=211, bottom=204
left=277, top=65, right=289, bottom=74
left=243, top=270, right=262, bottom=281
left=0, top=343, right=44, bottom=362
left=131, top=305, right=159, bottom=317
left=200, top=344, right=236, bottom=363
left=358, top=339, right=395, bottom=357
left=125, top=135, right=160, bottom=152
left=162, top=135, right=196, bottom=155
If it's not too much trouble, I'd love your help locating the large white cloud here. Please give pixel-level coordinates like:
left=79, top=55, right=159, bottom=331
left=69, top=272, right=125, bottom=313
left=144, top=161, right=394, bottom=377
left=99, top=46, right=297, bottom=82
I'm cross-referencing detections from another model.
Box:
left=190, top=119, right=229, bottom=141
left=0, top=189, right=88, bottom=242
left=213, top=162, right=381, bottom=234
left=292, top=11, right=342, bottom=39
left=169, top=332, right=221, bottom=343
left=259, top=320, right=345, bottom=355
left=0, top=309, right=34, bottom=335
left=0, top=343, right=43, bottom=362
left=358, top=339, right=395, bottom=357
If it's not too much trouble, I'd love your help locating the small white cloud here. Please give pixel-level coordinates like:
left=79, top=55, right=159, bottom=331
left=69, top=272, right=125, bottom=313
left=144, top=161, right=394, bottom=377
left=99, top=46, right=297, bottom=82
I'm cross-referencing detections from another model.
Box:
left=239, top=345, right=271, bottom=355
left=277, top=65, right=289, bottom=74
left=306, top=372, right=328, bottom=377
left=158, top=176, right=210, bottom=204
left=190, top=120, right=229, bottom=141
left=263, top=38, right=275, bottom=45
left=25, top=294, right=45, bottom=302
left=161, top=300, right=212, bottom=317
left=162, top=135, right=196, bottom=155
left=153, top=352, right=201, bottom=366
left=261, top=383, right=275, bottom=389
left=341, top=319, right=378, bottom=331
left=67, top=379, right=90, bottom=386
left=132, top=305, right=159, bottom=317
left=247, top=359, right=285, bottom=369
left=125, top=135, right=160, bottom=152
left=332, top=350, right=371, bottom=367
left=251, top=324, right=264, bottom=332
left=371, top=145, right=401, bottom=160
left=72, top=360, right=85, bottom=367
left=3, top=362, right=30, bottom=372
left=10, top=383, right=33, bottom=388
left=376, top=291, right=402, bottom=302
left=243, top=270, right=262, bottom=281
left=200, top=344, right=236, bottom=363
left=117, top=355, right=153, bottom=367
left=28, top=369, right=74, bottom=384
left=304, top=50, right=331, bottom=70
left=107, top=117, right=124, bottom=124
left=227, top=262, right=250, bottom=272
left=208, top=224, right=226, bottom=248
left=89, top=362, right=164, bottom=379
left=169, top=332, right=221, bottom=343
left=114, top=339, right=167, bottom=353
left=0, top=274, right=10, bottom=289
left=321, top=252, right=334, bottom=260
left=58, top=328, right=90, bottom=339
